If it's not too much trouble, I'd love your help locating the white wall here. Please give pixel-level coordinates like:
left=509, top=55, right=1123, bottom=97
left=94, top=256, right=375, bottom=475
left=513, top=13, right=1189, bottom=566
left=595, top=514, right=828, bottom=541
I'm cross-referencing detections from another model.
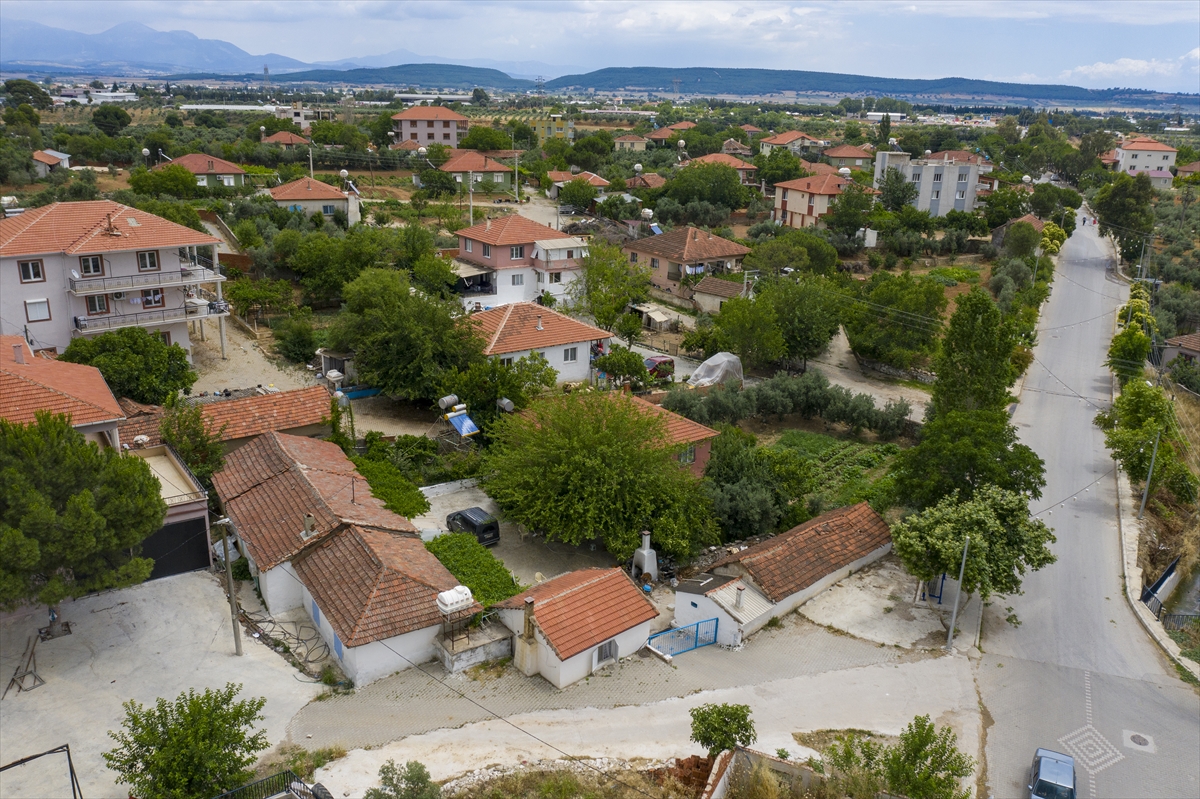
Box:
left=497, top=607, right=652, bottom=688
left=490, top=344, right=593, bottom=383
left=276, top=195, right=360, bottom=225
left=674, top=593, right=739, bottom=646
left=259, top=561, right=304, bottom=614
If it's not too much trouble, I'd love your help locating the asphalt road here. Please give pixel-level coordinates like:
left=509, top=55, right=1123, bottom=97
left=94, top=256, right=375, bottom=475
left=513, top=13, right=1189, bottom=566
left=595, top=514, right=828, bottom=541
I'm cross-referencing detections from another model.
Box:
left=978, top=213, right=1200, bottom=798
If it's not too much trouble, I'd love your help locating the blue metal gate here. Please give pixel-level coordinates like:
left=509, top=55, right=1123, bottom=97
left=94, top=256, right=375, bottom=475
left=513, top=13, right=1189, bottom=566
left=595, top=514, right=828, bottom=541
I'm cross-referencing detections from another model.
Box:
left=648, top=618, right=718, bottom=656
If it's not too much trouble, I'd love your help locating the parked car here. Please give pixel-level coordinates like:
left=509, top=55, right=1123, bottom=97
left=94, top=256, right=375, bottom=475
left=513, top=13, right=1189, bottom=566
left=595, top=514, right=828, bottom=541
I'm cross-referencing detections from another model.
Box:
left=644, top=355, right=675, bottom=381
left=1027, top=749, right=1076, bottom=799
left=446, top=507, right=500, bottom=547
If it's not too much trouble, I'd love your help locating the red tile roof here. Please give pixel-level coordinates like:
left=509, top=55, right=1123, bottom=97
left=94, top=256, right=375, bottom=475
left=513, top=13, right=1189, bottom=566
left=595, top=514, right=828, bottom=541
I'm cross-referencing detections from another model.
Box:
left=32, top=150, right=62, bottom=166
left=823, top=144, right=873, bottom=159
left=391, top=106, right=469, bottom=122
left=213, top=431, right=416, bottom=570
left=762, top=130, right=818, bottom=146
left=262, top=131, right=309, bottom=146
left=1166, top=332, right=1200, bottom=353
left=627, top=393, right=718, bottom=446
left=440, top=150, right=512, bottom=174
left=1008, top=213, right=1045, bottom=234
left=692, top=275, right=745, bottom=299
left=1176, top=161, right=1200, bottom=176
left=690, top=153, right=756, bottom=171
left=547, top=170, right=610, bottom=187
left=627, top=173, right=667, bottom=189
left=1119, top=136, right=1177, bottom=153
left=0, top=200, right=218, bottom=257
left=711, top=503, right=891, bottom=603
left=625, top=226, right=750, bottom=263
left=740, top=124, right=762, bottom=133
left=458, top=214, right=562, bottom=246
left=389, top=139, right=422, bottom=151
left=0, top=336, right=123, bottom=427
left=615, top=134, right=649, bottom=142
left=295, top=526, right=475, bottom=647
left=800, top=159, right=837, bottom=175
left=269, top=178, right=349, bottom=201
left=118, top=386, right=330, bottom=447
left=495, top=568, right=657, bottom=660
left=163, top=153, right=246, bottom=175
left=472, top=303, right=611, bottom=356
left=775, top=173, right=854, bottom=196
left=926, top=150, right=986, bottom=165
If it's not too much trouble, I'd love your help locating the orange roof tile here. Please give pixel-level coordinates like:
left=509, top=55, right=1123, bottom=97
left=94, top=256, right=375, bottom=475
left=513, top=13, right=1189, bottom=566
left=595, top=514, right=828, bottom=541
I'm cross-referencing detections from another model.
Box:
left=926, top=149, right=986, bottom=165
left=0, top=336, right=123, bottom=427
left=163, top=153, right=245, bottom=175
left=1166, top=332, right=1200, bottom=352
left=740, top=124, right=762, bottom=133
left=546, top=170, right=610, bottom=187
left=458, top=215, right=562, bottom=247
left=440, top=150, right=512, bottom=174
left=625, top=226, right=750, bottom=263
left=1008, top=213, right=1045, bottom=233
left=692, top=275, right=745, bottom=299
left=391, top=106, right=469, bottom=122
left=269, top=178, right=349, bottom=201
left=1176, top=161, right=1200, bottom=175
left=32, top=150, right=62, bottom=166
left=472, top=303, right=611, bottom=356
left=711, top=503, right=891, bottom=602
left=614, top=134, right=649, bottom=142
left=262, top=131, right=309, bottom=145
left=800, top=159, right=837, bottom=175
left=118, top=386, right=331, bottom=446
left=823, top=144, right=873, bottom=159
left=389, top=139, right=422, bottom=151
left=0, top=201, right=219, bottom=258
left=495, top=568, right=657, bottom=659
left=762, top=130, right=819, bottom=146
left=628, top=172, right=667, bottom=189
left=775, top=173, right=854, bottom=196
left=627, top=394, right=718, bottom=446
left=213, top=431, right=417, bottom=570
left=1119, top=137, right=1177, bottom=153
left=295, top=526, right=475, bottom=646
left=690, top=153, right=756, bottom=170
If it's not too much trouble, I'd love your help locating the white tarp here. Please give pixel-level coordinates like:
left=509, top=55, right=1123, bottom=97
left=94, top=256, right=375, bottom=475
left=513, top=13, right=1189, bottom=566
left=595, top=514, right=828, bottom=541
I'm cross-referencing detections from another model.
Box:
left=687, top=352, right=743, bottom=388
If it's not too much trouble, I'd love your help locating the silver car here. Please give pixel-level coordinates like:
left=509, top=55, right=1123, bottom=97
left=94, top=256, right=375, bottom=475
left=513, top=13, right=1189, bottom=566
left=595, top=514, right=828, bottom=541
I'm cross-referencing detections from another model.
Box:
left=1027, top=748, right=1076, bottom=799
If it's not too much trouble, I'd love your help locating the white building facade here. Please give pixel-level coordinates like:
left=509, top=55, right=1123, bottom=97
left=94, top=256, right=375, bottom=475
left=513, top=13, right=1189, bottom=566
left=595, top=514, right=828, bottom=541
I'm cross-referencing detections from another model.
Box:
left=873, top=151, right=984, bottom=216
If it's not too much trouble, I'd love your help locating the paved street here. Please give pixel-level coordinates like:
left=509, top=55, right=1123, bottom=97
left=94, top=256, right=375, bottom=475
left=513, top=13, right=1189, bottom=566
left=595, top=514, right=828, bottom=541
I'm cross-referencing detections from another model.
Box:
left=978, top=213, right=1200, bottom=798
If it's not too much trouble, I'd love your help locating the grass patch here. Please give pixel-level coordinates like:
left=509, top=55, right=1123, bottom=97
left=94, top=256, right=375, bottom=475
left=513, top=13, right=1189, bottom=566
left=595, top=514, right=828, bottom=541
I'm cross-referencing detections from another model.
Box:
left=467, top=657, right=512, bottom=683
left=443, top=766, right=684, bottom=798
left=350, top=456, right=431, bottom=517
left=793, top=728, right=888, bottom=753
left=928, top=266, right=981, bottom=285
left=257, top=744, right=347, bottom=781
left=1168, top=622, right=1200, bottom=664
left=426, top=532, right=524, bottom=607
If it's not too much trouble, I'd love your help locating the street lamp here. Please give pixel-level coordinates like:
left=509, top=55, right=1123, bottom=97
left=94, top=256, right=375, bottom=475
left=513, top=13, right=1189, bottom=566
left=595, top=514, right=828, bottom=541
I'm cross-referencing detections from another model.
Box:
left=141, top=147, right=150, bottom=166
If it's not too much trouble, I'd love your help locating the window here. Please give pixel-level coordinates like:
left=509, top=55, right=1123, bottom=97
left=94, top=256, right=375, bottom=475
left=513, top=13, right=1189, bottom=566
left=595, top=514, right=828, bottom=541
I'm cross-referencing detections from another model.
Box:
left=322, top=204, right=336, bottom=215
left=334, top=634, right=343, bottom=660
left=933, top=172, right=942, bottom=182
left=464, top=240, right=473, bottom=253
left=511, top=273, right=524, bottom=286
left=931, top=190, right=940, bottom=200
left=79, top=255, right=103, bottom=276
left=563, top=347, right=577, bottom=363
left=156, top=331, right=171, bottom=346
left=782, top=189, right=789, bottom=200
left=566, top=250, right=574, bottom=259
left=18, top=260, right=44, bottom=283
left=536, top=270, right=544, bottom=283
left=482, top=244, right=492, bottom=258
left=500, top=357, right=514, bottom=367
left=510, top=245, right=525, bottom=259
left=426, top=121, right=434, bottom=128
left=86, top=295, right=109, bottom=315
left=24, top=299, right=50, bottom=322
left=142, top=289, right=164, bottom=308
left=1163, top=155, right=1170, bottom=161
left=678, top=444, right=696, bottom=465
left=629, top=252, right=638, bottom=263
left=958, top=173, right=968, bottom=182
left=596, top=639, right=616, bottom=664
left=550, top=272, right=562, bottom=284
left=443, top=133, right=451, bottom=141
left=410, top=132, right=418, bottom=140
left=1130, top=153, right=1138, bottom=159
left=137, top=251, right=159, bottom=272
left=220, top=175, right=235, bottom=187
left=911, top=173, right=921, bottom=182
left=955, top=190, right=966, bottom=200
left=289, top=203, right=303, bottom=212
left=650, top=257, right=660, bottom=270
left=196, top=176, right=207, bottom=187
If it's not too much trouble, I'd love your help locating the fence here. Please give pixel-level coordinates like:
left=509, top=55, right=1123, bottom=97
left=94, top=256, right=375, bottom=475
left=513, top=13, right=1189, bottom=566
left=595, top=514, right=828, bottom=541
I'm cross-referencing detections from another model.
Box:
left=212, top=770, right=316, bottom=799
left=648, top=618, right=718, bottom=657
left=1160, top=614, right=1200, bottom=632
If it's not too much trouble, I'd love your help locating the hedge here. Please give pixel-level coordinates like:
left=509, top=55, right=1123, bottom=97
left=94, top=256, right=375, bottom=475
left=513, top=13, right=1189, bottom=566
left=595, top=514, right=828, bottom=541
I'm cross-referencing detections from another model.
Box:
left=425, top=532, right=524, bottom=607
left=349, top=456, right=430, bottom=518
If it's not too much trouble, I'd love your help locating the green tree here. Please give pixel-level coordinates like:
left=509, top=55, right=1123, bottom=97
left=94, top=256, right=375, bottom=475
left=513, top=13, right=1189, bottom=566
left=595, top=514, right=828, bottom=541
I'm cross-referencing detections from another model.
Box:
left=744, top=229, right=838, bottom=277
left=754, top=147, right=803, bottom=186
left=877, top=113, right=892, bottom=146
left=558, top=177, right=599, bottom=210
left=444, top=353, right=556, bottom=435
left=844, top=271, right=946, bottom=370
left=689, top=703, right=757, bottom=757
left=762, top=274, right=843, bottom=370
left=365, top=759, right=441, bottom=799
left=566, top=239, right=651, bottom=330
left=0, top=413, right=166, bottom=615
left=713, top=295, right=785, bottom=368
left=892, top=485, right=1056, bottom=600
left=483, top=391, right=717, bottom=560
left=3, top=79, right=53, bottom=109
left=1094, top=172, right=1154, bottom=263
left=1105, top=326, right=1152, bottom=386
left=893, top=410, right=1046, bottom=509
left=61, top=328, right=196, bottom=405
left=459, top=125, right=509, bottom=150
left=825, top=182, right=875, bottom=237
left=129, top=164, right=199, bottom=199
left=92, top=104, right=132, bottom=136
left=666, top=163, right=749, bottom=210
left=882, top=715, right=975, bottom=799
left=982, top=187, right=1028, bottom=229
left=159, top=398, right=226, bottom=491
left=224, top=278, right=294, bottom=318
left=327, top=269, right=483, bottom=401
left=1095, top=380, right=1198, bottom=504
left=879, top=166, right=919, bottom=212
left=594, top=345, right=650, bottom=385
left=929, top=287, right=1017, bottom=417
left=471, top=88, right=491, bottom=107
left=1002, top=221, right=1041, bottom=259
left=418, top=168, right=457, bottom=198
left=103, top=682, right=269, bottom=799
left=2, top=103, right=40, bottom=127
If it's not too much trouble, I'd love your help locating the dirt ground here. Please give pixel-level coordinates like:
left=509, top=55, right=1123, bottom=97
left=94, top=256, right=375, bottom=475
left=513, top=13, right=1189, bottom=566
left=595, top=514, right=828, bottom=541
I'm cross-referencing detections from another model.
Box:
left=190, top=317, right=317, bottom=394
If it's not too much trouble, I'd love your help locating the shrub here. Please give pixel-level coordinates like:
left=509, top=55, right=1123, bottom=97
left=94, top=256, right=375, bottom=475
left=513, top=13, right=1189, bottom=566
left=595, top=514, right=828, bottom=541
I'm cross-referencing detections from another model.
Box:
left=350, top=456, right=431, bottom=518
left=690, top=703, right=757, bottom=756
left=273, top=311, right=318, bottom=363
left=425, top=532, right=523, bottom=607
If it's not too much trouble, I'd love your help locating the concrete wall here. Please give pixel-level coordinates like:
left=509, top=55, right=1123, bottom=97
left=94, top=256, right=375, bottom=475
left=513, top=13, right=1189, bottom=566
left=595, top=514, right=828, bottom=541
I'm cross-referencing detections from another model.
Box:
left=489, top=344, right=594, bottom=383
left=674, top=593, right=740, bottom=646
left=1118, top=147, right=1176, bottom=174
left=392, top=118, right=467, bottom=145
left=259, top=561, right=304, bottom=615
left=693, top=292, right=729, bottom=316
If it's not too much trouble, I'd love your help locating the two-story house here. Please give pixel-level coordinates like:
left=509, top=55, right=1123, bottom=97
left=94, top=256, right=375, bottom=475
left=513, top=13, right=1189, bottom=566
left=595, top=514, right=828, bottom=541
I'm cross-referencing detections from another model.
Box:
left=774, top=173, right=858, bottom=229
left=689, top=153, right=758, bottom=185
left=440, top=151, right=513, bottom=192
left=623, top=226, right=750, bottom=296
left=471, top=302, right=611, bottom=383
left=872, top=150, right=984, bottom=217
left=162, top=154, right=246, bottom=188
left=268, top=178, right=361, bottom=225
left=759, top=130, right=825, bottom=157
left=646, top=121, right=696, bottom=146
left=0, top=201, right=228, bottom=360
left=1117, top=137, right=1177, bottom=187
left=454, top=215, right=587, bottom=310
left=391, top=106, right=469, bottom=146
left=615, top=134, right=649, bottom=152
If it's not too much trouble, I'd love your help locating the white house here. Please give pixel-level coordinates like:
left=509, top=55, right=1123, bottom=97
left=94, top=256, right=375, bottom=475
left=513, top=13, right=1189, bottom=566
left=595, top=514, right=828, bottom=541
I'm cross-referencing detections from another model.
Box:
left=455, top=215, right=588, bottom=310
left=704, top=503, right=892, bottom=624
left=268, top=177, right=361, bottom=225
left=0, top=200, right=227, bottom=360
left=674, top=574, right=775, bottom=647
left=471, top=302, right=612, bottom=383
left=495, top=568, right=658, bottom=689
left=1116, top=137, right=1177, bottom=176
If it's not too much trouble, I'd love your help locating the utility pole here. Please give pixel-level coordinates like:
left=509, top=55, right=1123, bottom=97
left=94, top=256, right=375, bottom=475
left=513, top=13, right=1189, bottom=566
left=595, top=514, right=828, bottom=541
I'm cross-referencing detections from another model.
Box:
left=1137, top=429, right=1162, bottom=520
left=215, top=518, right=243, bottom=656
left=945, top=536, right=970, bottom=652
left=308, top=145, right=314, bottom=179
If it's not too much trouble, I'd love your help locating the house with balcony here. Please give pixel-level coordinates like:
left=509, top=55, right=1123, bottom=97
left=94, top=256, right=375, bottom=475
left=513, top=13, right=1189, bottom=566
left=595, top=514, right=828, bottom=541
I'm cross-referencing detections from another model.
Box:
left=531, top=114, right=575, bottom=145
left=759, top=130, right=825, bottom=157
left=774, top=173, right=861, bottom=229
left=623, top=226, right=750, bottom=296
left=872, top=150, right=984, bottom=216
left=268, top=178, right=361, bottom=225
left=438, top=150, right=513, bottom=193
left=391, top=106, right=469, bottom=146
left=688, top=153, right=757, bottom=185
left=162, top=154, right=246, bottom=188
left=0, top=200, right=228, bottom=360
left=454, top=215, right=587, bottom=310
left=1116, top=137, right=1177, bottom=176
left=471, top=303, right=611, bottom=383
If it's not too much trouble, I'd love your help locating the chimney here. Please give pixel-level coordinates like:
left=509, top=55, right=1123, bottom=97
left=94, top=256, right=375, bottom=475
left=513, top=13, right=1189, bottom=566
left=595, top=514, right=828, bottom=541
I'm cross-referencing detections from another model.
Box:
left=692, top=229, right=698, bottom=240
left=301, top=513, right=316, bottom=538
left=735, top=585, right=745, bottom=609
left=523, top=596, right=536, bottom=639
left=486, top=218, right=491, bottom=231
left=642, top=532, right=651, bottom=551
left=207, top=160, right=214, bottom=171
left=536, top=315, right=543, bottom=331
left=12, top=343, right=25, bottom=364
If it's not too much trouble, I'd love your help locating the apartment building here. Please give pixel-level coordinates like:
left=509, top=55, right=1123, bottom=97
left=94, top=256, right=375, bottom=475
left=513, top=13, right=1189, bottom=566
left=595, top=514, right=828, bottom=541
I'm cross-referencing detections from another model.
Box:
left=0, top=201, right=228, bottom=360
left=872, top=150, right=984, bottom=217
left=391, top=106, right=469, bottom=146
left=531, top=114, right=575, bottom=145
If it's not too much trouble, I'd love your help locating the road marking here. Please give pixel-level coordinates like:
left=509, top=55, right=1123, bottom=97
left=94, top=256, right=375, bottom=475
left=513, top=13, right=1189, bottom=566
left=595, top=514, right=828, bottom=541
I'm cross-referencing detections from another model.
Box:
left=1059, top=671, right=1125, bottom=799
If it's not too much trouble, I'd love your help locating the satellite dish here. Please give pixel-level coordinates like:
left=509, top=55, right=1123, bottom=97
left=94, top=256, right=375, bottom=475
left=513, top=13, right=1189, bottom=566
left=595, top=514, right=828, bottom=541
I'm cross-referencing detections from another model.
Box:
left=71, top=269, right=81, bottom=280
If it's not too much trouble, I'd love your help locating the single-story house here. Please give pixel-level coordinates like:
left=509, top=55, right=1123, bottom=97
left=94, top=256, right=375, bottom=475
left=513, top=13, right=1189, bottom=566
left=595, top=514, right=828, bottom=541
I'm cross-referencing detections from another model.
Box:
left=689, top=153, right=757, bottom=185
left=0, top=334, right=124, bottom=448
left=721, top=139, right=753, bottom=157
left=623, top=226, right=751, bottom=295
left=647, top=121, right=697, bottom=145
left=31, top=149, right=71, bottom=178
left=131, top=444, right=212, bottom=579
left=1162, top=332, right=1200, bottom=366
left=822, top=144, right=873, bottom=171
left=692, top=503, right=891, bottom=631
left=627, top=172, right=668, bottom=190
left=471, top=302, right=611, bottom=383
left=800, top=159, right=837, bottom=176
left=1176, top=161, right=1200, bottom=178
left=545, top=170, right=610, bottom=200
left=626, top=393, right=718, bottom=476
left=268, top=177, right=361, bottom=225
left=495, top=568, right=658, bottom=688
left=615, top=134, right=649, bottom=152
left=117, top=385, right=331, bottom=453
left=991, top=213, right=1045, bottom=249
left=1145, top=169, right=1174, bottom=190
left=262, top=131, right=310, bottom=149
left=691, top=275, right=747, bottom=315
left=675, top=573, right=775, bottom=647
left=436, top=150, right=512, bottom=191
left=162, top=153, right=246, bottom=188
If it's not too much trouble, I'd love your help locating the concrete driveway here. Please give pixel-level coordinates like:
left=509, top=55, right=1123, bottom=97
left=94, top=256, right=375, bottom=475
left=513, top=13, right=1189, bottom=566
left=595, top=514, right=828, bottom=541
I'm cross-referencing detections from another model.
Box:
left=0, top=572, right=321, bottom=799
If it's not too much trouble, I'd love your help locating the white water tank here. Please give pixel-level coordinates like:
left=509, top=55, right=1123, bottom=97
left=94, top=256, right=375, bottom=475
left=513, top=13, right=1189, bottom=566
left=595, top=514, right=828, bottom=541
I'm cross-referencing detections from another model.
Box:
left=437, top=585, right=474, bottom=615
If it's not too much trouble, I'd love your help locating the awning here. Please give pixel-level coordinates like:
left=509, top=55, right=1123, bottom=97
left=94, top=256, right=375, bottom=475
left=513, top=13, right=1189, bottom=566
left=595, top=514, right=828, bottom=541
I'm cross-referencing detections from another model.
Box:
left=453, top=261, right=493, bottom=279
left=645, top=308, right=671, bottom=324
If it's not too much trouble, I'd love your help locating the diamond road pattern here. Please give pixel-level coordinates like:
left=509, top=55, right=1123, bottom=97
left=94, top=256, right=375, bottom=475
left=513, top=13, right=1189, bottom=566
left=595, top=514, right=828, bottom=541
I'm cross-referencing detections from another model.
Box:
left=1059, top=724, right=1125, bottom=775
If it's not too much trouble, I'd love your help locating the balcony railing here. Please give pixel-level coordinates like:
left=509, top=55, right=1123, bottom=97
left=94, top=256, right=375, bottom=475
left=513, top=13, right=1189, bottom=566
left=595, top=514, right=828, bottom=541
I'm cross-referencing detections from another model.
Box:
left=74, top=300, right=229, bottom=334
left=212, top=770, right=316, bottom=799
left=69, top=265, right=224, bottom=296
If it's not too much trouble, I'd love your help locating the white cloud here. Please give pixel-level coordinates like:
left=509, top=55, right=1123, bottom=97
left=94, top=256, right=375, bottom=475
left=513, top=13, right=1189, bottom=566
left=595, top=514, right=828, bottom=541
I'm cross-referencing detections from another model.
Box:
left=1061, top=50, right=1196, bottom=82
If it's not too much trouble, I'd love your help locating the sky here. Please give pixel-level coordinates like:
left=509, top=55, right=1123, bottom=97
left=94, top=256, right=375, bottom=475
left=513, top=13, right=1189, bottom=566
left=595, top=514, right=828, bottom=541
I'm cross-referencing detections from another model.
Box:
left=3, top=0, right=1199, bottom=93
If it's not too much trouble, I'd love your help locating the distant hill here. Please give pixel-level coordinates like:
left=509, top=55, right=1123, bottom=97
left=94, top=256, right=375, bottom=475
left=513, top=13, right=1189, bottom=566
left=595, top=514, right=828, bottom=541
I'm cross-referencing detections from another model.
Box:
left=545, top=67, right=1198, bottom=109
left=169, top=64, right=535, bottom=92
